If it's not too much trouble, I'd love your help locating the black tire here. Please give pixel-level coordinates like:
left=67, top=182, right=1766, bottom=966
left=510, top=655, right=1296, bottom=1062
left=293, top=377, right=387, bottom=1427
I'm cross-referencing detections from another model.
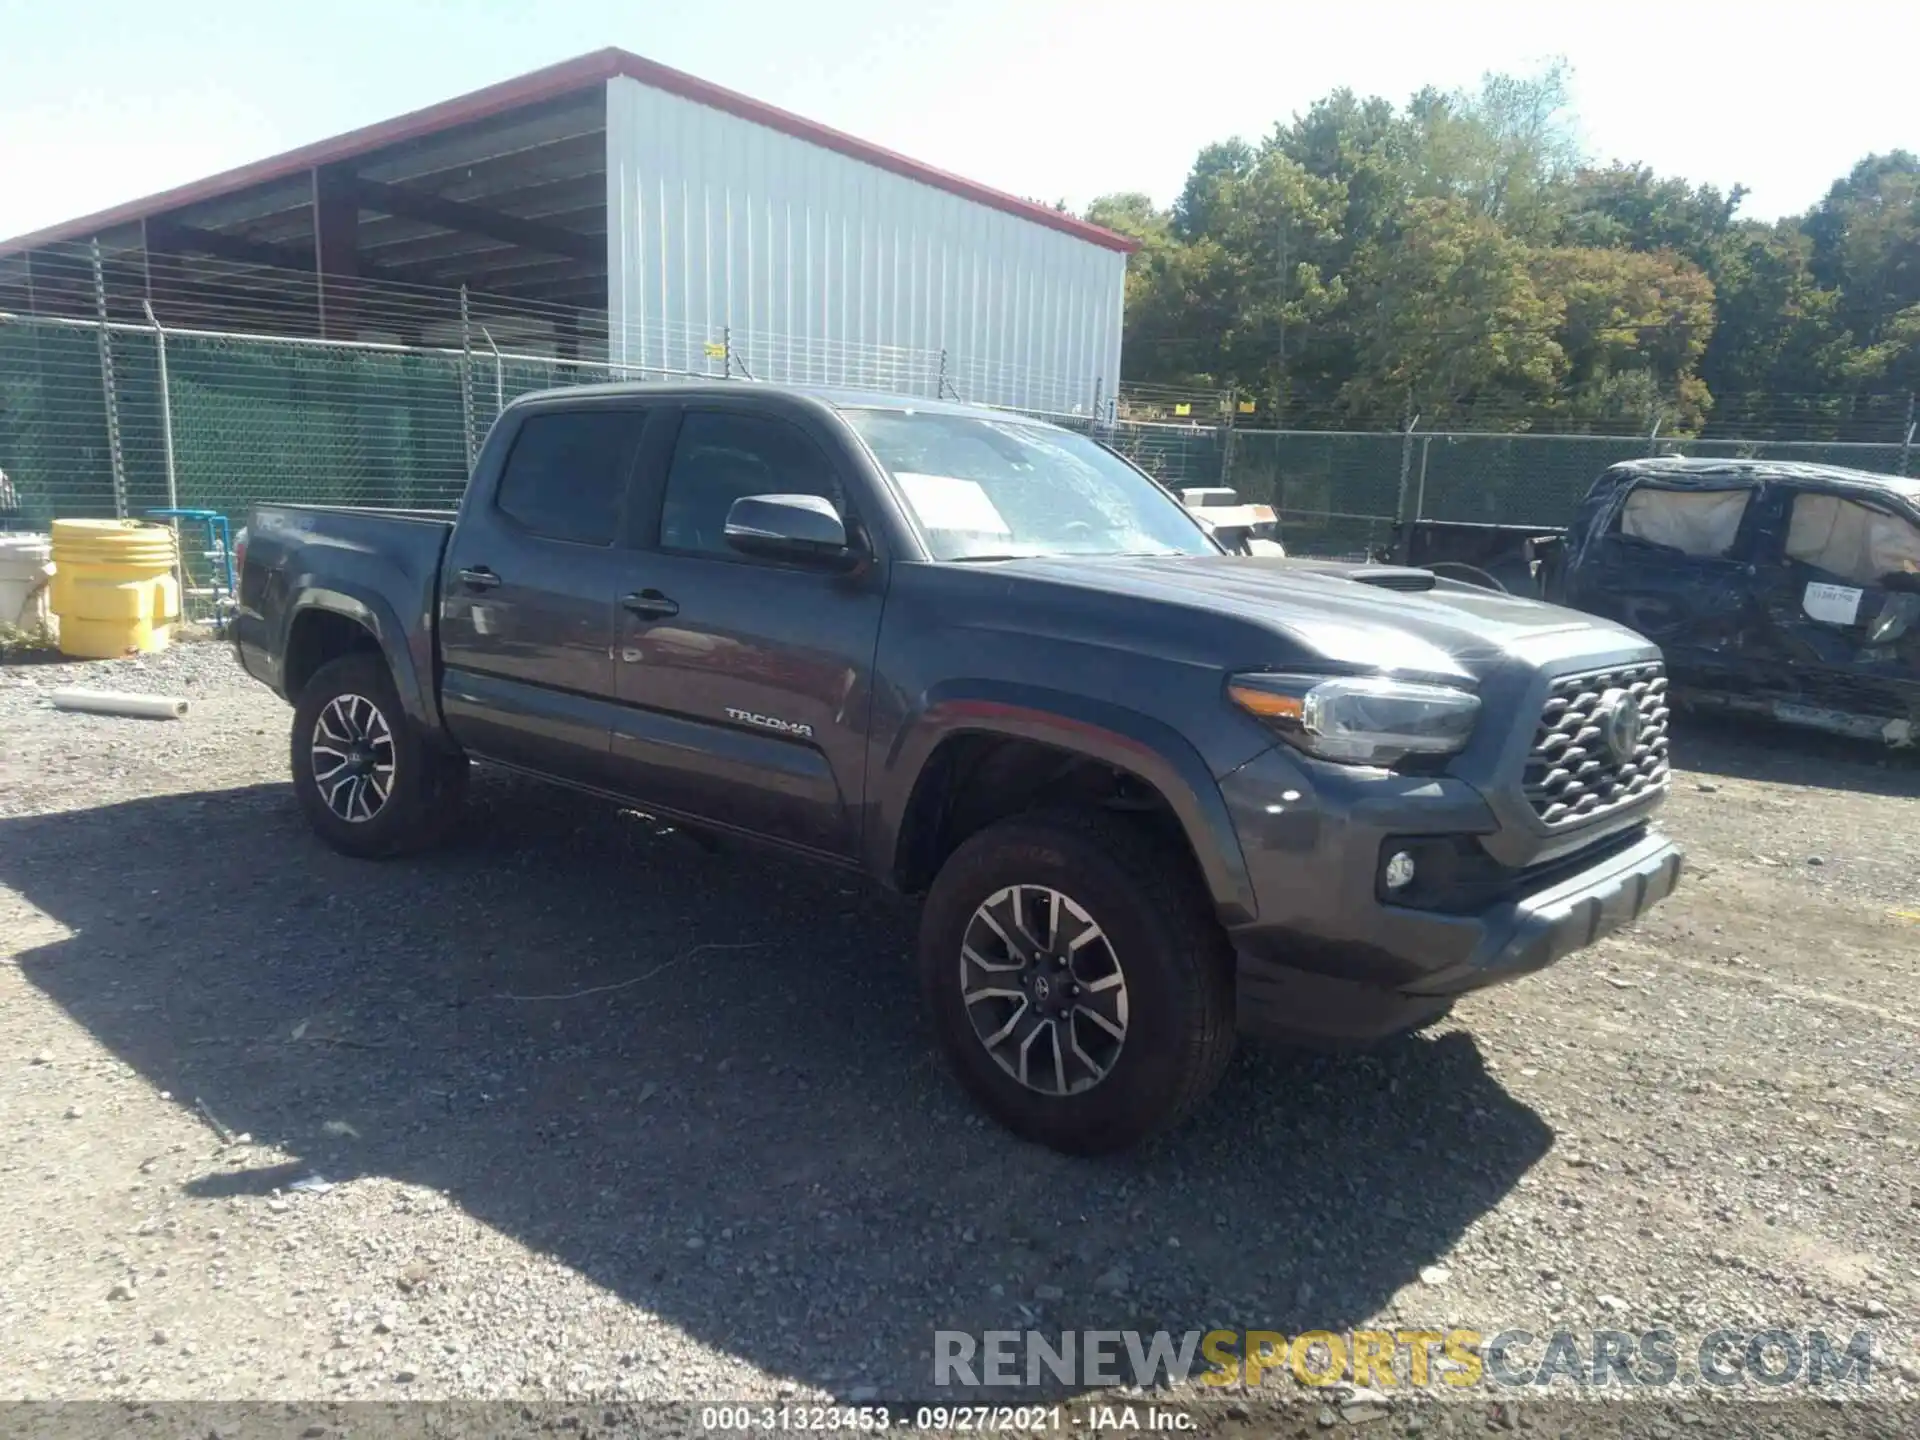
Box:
left=918, top=807, right=1236, bottom=1154
left=290, top=652, right=467, bottom=859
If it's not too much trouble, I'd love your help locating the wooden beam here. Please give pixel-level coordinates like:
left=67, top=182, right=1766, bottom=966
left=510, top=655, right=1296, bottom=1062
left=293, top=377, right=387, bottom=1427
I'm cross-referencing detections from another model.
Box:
left=352, top=177, right=600, bottom=264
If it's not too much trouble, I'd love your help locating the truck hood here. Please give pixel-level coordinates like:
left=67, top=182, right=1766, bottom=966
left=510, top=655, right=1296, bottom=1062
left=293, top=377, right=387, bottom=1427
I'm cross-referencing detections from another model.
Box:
left=988, top=554, right=1650, bottom=681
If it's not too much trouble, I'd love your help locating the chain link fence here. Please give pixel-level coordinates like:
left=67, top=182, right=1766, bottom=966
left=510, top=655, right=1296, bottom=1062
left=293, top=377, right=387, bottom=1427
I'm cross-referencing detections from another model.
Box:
left=1224, top=428, right=1914, bottom=560
left=0, top=307, right=1141, bottom=527
left=3, top=303, right=1913, bottom=569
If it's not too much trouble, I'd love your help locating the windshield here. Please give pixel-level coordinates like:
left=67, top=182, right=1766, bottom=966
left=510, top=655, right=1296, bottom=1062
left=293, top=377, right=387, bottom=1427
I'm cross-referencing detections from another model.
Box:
left=841, top=407, right=1219, bottom=561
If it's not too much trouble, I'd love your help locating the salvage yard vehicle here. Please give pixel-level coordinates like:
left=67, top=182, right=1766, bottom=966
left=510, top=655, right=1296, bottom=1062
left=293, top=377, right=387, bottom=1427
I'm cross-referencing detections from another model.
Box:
left=1559, top=459, right=1920, bottom=746
left=1180, top=487, right=1287, bottom=555
left=1381, top=459, right=1920, bottom=747
left=233, top=382, right=1683, bottom=1153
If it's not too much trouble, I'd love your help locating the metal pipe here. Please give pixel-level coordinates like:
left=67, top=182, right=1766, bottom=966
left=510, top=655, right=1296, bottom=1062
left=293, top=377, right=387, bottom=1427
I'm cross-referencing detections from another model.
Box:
left=1394, top=409, right=1422, bottom=552
left=1414, top=435, right=1432, bottom=526
left=140, top=299, right=188, bottom=620
left=50, top=688, right=189, bottom=720
left=481, top=325, right=504, bottom=418
left=141, top=301, right=180, bottom=515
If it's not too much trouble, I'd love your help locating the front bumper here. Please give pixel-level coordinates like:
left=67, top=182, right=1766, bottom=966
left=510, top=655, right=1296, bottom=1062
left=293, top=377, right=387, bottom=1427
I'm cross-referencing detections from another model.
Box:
left=1406, top=828, right=1681, bottom=992
left=1218, top=744, right=1682, bottom=1042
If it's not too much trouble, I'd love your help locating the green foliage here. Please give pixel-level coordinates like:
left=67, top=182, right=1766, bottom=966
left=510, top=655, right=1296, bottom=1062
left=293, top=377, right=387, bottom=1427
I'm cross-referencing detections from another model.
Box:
left=1341, top=198, right=1562, bottom=425
left=1530, top=244, right=1716, bottom=429
left=1097, top=67, right=1920, bottom=437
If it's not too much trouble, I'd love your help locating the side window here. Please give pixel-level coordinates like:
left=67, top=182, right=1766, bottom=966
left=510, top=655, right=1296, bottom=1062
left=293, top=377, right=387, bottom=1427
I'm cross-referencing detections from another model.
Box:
left=1786, top=493, right=1920, bottom=586
left=1616, top=485, right=1752, bottom=558
left=659, top=411, right=844, bottom=557
left=494, top=409, right=645, bottom=546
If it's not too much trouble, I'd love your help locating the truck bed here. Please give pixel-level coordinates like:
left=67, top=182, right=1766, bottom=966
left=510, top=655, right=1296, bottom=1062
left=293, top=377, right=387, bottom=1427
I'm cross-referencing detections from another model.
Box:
left=233, top=504, right=456, bottom=708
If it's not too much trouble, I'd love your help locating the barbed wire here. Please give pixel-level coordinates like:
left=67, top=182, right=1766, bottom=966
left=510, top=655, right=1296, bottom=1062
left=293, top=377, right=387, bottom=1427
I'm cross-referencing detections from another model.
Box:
left=12, top=239, right=1911, bottom=443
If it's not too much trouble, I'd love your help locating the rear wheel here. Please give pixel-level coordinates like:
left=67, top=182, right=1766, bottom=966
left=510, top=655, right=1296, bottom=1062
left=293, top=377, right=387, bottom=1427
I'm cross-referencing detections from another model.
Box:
left=919, top=808, right=1235, bottom=1154
left=290, top=653, right=466, bottom=859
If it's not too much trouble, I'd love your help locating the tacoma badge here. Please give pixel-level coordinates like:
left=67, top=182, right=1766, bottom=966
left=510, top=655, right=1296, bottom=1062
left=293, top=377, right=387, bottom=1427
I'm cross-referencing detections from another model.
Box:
left=726, top=707, right=814, bottom=739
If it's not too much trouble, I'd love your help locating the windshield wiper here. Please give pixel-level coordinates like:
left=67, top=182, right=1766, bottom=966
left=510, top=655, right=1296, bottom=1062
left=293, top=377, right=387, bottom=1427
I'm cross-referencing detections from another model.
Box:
left=945, top=553, right=1032, bottom=563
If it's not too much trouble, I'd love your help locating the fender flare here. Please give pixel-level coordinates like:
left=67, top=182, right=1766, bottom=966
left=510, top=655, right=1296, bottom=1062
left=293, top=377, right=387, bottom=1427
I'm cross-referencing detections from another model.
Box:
left=284, top=584, right=439, bottom=736
left=875, top=680, right=1258, bottom=925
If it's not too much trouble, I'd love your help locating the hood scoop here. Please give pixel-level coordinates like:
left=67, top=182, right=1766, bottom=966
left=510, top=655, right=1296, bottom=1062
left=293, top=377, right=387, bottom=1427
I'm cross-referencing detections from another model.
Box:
left=1336, top=564, right=1439, bottom=592
left=1260, top=557, right=1440, bottom=591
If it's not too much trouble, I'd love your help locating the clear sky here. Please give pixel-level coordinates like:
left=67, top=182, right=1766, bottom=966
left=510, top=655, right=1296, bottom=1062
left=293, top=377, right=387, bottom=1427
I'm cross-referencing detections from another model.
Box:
left=1, top=0, right=1915, bottom=243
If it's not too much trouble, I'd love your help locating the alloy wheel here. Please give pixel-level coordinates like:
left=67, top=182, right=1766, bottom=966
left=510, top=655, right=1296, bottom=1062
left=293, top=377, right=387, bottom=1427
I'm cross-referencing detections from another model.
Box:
left=310, top=693, right=396, bottom=823
left=959, top=884, right=1129, bottom=1096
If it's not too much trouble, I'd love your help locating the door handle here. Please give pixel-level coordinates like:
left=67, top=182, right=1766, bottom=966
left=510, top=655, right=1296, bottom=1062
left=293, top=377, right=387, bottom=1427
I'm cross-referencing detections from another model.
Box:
left=458, top=566, right=501, bottom=591
left=622, top=588, right=679, bottom=619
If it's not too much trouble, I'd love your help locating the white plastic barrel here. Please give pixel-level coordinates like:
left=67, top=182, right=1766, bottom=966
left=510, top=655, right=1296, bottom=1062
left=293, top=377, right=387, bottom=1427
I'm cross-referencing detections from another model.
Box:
left=0, top=532, right=54, bottom=634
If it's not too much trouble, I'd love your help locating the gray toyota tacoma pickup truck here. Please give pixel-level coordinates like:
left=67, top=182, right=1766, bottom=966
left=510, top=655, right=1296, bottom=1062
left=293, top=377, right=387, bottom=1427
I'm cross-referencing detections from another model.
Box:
left=233, top=381, right=1683, bottom=1153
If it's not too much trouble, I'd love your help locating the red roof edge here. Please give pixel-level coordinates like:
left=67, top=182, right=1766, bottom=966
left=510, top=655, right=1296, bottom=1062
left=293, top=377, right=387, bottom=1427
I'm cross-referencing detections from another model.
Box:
left=0, top=47, right=1138, bottom=258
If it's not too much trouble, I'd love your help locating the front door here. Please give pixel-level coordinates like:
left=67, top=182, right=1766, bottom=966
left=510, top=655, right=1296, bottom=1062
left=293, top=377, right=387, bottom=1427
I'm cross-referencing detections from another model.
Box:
left=439, top=404, right=651, bottom=786
left=607, top=406, right=887, bottom=858
left=1563, top=479, right=1765, bottom=687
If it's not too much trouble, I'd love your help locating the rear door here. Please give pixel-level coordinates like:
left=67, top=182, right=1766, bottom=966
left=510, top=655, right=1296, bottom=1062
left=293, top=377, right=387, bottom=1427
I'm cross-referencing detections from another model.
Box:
left=439, top=403, right=651, bottom=785
left=1749, top=484, right=1920, bottom=713
left=1563, top=479, right=1765, bottom=684
left=605, top=403, right=888, bottom=859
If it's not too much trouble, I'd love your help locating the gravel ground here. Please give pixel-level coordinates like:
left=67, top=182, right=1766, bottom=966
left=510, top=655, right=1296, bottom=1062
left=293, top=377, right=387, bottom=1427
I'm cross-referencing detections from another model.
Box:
left=2, top=640, right=1918, bottom=1435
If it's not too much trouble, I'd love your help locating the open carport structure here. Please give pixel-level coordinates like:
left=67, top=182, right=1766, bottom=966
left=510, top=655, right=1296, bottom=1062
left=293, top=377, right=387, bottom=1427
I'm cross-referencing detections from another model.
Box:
left=0, top=49, right=1134, bottom=414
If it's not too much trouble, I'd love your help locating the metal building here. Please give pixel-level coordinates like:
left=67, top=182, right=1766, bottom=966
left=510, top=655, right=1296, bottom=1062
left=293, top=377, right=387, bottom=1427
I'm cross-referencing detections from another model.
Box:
left=0, top=49, right=1135, bottom=415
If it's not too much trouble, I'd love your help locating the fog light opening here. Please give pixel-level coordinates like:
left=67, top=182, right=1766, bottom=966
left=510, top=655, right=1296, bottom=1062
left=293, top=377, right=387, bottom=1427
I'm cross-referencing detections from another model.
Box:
left=1384, top=850, right=1418, bottom=892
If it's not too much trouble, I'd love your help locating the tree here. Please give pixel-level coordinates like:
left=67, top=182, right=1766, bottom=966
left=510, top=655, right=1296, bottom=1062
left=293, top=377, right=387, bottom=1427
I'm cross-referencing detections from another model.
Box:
left=1339, top=197, right=1565, bottom=426
left=1404, top=62, right=1581, bottom=237
left=1197, top=154, right=1348, bottom=403
left=1105, top=70, right=1918, bottom=439
left=1172, top=140, right=1256, bottom=242
left=1558, top=163, right=1745, bottom=271
left=1085, top=193, right=1171, bottom=246
left=1700, top=222, right=1870, bottom=434
left=1085, top=192, right=1177, bottom=330
left=1804, top=152, right=1920, bottom=395
left=1270, top=89, right=1410, bottom=269
left=1530, top=245, right=1716, bottom=430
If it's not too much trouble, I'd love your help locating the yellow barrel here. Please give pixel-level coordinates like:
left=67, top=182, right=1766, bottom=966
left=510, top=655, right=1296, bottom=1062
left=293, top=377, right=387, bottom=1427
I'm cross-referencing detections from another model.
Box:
left=48, top=519, right=181, bottom=658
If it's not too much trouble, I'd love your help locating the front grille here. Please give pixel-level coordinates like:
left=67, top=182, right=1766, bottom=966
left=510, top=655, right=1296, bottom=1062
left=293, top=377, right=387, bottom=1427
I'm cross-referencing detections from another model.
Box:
left=1524, top=662, right=1671, bottom=827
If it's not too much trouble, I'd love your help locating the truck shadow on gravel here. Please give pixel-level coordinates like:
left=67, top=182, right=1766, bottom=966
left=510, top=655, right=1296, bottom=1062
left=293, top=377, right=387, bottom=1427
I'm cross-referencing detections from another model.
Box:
left=3, top=774, right=1551, bottom=1398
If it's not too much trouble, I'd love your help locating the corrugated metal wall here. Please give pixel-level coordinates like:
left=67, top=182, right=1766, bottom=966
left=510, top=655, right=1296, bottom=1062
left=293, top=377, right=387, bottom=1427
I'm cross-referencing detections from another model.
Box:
left=604, top=76, right=1125, bottom=417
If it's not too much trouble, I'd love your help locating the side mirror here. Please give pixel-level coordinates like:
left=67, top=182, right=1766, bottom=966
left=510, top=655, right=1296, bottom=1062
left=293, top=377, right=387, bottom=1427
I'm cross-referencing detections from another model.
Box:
left=724, top=494, right=859, bottom=568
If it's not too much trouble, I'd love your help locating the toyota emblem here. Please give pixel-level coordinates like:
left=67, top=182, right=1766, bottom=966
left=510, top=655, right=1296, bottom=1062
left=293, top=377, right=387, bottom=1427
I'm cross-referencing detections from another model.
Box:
left=1596, top=688, right=1641, bottom=763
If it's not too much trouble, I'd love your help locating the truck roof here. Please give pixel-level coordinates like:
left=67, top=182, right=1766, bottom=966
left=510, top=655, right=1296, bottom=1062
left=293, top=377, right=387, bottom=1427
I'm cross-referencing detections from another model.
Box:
left=505, top=378, right=1074, bottom=429
left=1603, top=455, right=1920, bottom=506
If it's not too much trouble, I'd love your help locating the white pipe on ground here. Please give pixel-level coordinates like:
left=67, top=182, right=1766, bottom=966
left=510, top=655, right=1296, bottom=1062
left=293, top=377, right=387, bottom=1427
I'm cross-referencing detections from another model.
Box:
left=49, top=688, right=189, bottom=720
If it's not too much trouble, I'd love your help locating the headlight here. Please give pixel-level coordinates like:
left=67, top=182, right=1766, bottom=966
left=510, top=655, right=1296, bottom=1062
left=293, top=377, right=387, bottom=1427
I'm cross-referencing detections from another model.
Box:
left=1227, top=672, right=1481, bottom=766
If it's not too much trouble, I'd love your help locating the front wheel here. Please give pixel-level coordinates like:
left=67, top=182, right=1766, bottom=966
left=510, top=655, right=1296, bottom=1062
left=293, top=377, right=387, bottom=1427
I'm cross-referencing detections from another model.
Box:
left=290, top=652, right=466, bottom=859
left=918, top=808, right=1236, bottom=1154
